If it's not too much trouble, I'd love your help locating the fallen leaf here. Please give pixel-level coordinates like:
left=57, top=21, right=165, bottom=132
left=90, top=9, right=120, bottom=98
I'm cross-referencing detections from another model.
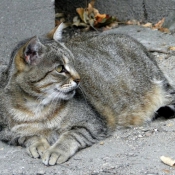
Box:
left=76, top=8, right=84, bottom=22
left=159, top=27, right=170, bottom=34
left=169, top=46, right=175, bottom=51
left=154, top=18, right=165, bottom=29
left=89, top=0, right=96, bottom=8
left=87, top=3, right=95, bottom=15
left=160, top=156, right=175, bottom=166
left=126, top=20, right=140, bottom=25
left=55, top=13, right=64, bottom=18
left=95, top=15, right=117, bottom=27
left=55, top=18, right=65, bottom=26
left=72, top=16, right=80, bottom=26
left=75, top=1, right=117, bottom=30
left=152, top=18, right=170, bottom=33
left=96, top=13, right=106, bottom=19
left=142, top=22, right=153, bottom=28
left=108, top=21, right=118, bottom=28
left=83, top=9, right=89, bottom=23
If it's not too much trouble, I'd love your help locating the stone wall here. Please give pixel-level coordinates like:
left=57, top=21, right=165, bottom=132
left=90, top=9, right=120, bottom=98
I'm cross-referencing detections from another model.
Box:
left=0, top=0, right=54, bottom=65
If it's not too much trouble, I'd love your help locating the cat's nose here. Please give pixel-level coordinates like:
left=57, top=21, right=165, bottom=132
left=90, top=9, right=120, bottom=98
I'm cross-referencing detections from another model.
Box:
left=74, top=78, right=80, bottom=85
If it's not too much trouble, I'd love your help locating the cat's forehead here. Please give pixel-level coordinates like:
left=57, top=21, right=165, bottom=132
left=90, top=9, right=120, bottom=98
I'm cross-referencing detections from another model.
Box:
left=46, top=41, right=74, bottom=62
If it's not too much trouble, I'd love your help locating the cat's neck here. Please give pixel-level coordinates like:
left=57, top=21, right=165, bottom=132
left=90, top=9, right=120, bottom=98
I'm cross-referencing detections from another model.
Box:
left=10, top=100, right=67, bottom=122
left=7, top=85, right=68, bottom=123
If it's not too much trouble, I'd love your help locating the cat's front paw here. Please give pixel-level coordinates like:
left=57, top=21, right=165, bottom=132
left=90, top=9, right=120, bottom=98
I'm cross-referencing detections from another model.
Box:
left=27, top=137, right=50, bottom=159
left=42, top=146, right=71, bottom=165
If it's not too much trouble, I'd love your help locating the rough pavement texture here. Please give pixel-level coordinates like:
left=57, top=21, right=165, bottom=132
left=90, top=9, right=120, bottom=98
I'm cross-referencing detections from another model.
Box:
left=0, top=0, right=54, bottom=65
left=55, top=0, right=175, bottom=23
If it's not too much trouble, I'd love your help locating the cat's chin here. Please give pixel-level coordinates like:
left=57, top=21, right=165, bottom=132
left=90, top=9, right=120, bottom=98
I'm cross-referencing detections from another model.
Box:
left=59, top=90, right=76, bottom=100
left=40, top=89, right=76, bottom=106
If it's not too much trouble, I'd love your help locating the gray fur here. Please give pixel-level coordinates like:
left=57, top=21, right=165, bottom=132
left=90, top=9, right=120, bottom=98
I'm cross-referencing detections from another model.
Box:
left=65, top=32, right=175, bottom=127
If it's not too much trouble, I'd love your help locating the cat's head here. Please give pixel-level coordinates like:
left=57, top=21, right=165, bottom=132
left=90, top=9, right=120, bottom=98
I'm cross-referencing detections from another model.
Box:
left=10, top=36, right=80, bottom=104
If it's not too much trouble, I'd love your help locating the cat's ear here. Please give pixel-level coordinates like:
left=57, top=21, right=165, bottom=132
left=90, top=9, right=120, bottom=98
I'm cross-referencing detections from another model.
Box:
left=24, top=36, right=46, bottom=65
left=53, top=23, right=67, bottom=41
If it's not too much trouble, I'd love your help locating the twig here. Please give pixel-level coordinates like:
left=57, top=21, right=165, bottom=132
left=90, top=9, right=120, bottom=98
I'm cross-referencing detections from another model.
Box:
left=148, top=49, right=169, bottom=54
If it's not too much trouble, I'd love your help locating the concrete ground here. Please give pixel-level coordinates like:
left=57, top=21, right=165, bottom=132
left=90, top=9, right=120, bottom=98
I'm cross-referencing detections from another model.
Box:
left=1, top=25, right=175, bottom=175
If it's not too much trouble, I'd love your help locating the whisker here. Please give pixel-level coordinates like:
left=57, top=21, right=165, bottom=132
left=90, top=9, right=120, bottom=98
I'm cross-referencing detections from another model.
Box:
left=51, top=92, right=61, bottom=113
left=78, top=85, right=88, bottom=104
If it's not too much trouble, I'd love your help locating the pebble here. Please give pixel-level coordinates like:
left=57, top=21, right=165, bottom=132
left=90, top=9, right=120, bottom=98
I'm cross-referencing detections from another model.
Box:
left=145, top=131, right=152, bottom=137
left=36, top=170, right=45, bottom=175
left=100, top=141, right=104, bottom=145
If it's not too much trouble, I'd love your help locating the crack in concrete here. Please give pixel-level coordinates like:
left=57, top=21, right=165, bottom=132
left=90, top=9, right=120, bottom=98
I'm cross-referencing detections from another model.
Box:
left=142, top=0, right=148, bottom=21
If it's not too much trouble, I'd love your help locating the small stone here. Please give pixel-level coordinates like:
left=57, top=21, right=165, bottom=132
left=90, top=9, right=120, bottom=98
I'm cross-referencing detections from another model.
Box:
left=36, top=170, right=45, bottom=175
left=145, top=131, right=152, bottom=137
left=100, top=141, right=104, bottom=145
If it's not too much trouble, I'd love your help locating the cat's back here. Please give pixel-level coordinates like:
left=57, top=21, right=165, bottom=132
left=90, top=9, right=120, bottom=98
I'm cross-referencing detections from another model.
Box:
left=65, top=32, right=173, bottom=128
left=67, top=32, right=164, bottom=94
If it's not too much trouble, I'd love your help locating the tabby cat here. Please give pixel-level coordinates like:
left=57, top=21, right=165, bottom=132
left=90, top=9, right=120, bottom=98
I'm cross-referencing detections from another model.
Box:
left=0, top=24, right=175, bottom=166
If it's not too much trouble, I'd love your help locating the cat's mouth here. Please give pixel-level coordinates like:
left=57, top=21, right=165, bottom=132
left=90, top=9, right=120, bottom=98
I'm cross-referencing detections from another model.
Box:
left=54, top=86, right=76, bottom=100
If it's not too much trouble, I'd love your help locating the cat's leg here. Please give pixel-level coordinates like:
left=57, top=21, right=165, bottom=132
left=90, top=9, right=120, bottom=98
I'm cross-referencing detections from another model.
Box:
left=19, top=136, right=50, bottom=159
left=42, top=128, right=101, bottom=165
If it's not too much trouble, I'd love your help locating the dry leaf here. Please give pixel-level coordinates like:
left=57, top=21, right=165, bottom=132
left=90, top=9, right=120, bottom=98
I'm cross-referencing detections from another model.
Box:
left=126, top=20, right=140, bottom=25
left=55, top=13, right=64, bottom=18
left=89, top=0, right=96, bottom=8
left=150, top=18, right=170, bottom=33
left=83, top=9, right=89, bottom=23
left=96, top=13, right=106, bottom=19
left=73, top=16, right=80, bottom=26
left=108, top=21, right=118, bottom=28
left=160, top=156, right=175, bottom=166
left=169, top=46, right=175, bottom=51
left=75, top=1, right=117, bottom=30
left=95, top=15, right=117, bottom=27
left=87, top=3, right=94, bottom=15
left=142, top=22, right=153, bottom=28
left=76, top=8, right=84, bottom=22
left=154, top=18, right=165, bottom=29
left=159, top=27, right=170, bottom=34
left=89, top=19, right=95, bottom=27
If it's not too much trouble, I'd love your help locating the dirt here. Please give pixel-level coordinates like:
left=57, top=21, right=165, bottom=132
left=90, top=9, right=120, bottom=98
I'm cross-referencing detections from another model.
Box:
left=1, top=26, right=175, bottom=175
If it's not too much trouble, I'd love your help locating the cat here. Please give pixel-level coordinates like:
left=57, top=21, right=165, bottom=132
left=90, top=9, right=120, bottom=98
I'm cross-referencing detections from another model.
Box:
left=0, top=36, right=109, bottom=166
left=0, top=24, right=175, bottom=166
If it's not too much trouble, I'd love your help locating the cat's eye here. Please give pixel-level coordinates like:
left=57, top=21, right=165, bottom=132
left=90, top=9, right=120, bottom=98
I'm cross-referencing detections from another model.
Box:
left=56, top=65, right=66, bottom=73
